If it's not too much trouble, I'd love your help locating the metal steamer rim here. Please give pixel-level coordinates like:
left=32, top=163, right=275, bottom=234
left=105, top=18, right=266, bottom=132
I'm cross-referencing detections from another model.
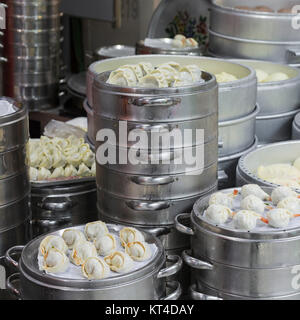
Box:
left=96, top=45, right=136, bottom=59
left=20, top=224, right=165, bottom=288
left=238, top=141, right=300, bottom=193
left=192, top=187, right=300, bottom=240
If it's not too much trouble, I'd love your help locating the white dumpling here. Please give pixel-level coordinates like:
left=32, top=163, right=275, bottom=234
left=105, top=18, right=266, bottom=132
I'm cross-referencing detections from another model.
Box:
left=62, top=229, right=86, bottom=249
left=94, top=233, right=117, bottom=256
left=264, top=72, right=289, bottom=82
left=255, top=69, right=269, bottom=83
left=178, top=65, right=203, bottom=83
left=215, top=72, right=238, bottom=83
left=241, top=195, right=265, bottom=214
left=258, top=164, right=300, bottom=181
left=271, top=186, right=298, bottom=205
left=138, top=62, right=154, bottom=76
left=64, top=164, right=78, bottom=177
left=104, top=251, right=134, bottom=273
left=39, top=235, right=68, bottom=257
left=233, top=210, right=260, bottom=231
left=70, top=240, right=97, bottom=266
left=78, top=163, right=92, bottom=177
left=39, top=151, right=53, bottom=169
left=51, top=149, right=66, bottom=168
left=156, top=63, right=179, bottom=85
left=84, top=221, right=109, bottom=241
left=125, top=241, right=152, bottom=261
left=41, top=248, right=69, bottom=274
left=107, top=66, right=138, bottom=86
left=267, top=178, right=300, bottom=188
left=37, top=167, right=51, bottom=181
left=293, top=158, right=300, bottom=171
left=172, top=39, right=185, bottom=48
left=66, top=153, right=82, bottom=167
left=241, top=184, right=270, bottom=201
left=29, top=167, right=39, bottom=181
left=139, top=70, right=169, bottom=88
left=50, top=167, right=65, bottom=179
left=209, top=192, right=234, bottom=208
left=119, top=227, right=145, bottom=247
left=267, top=209, right=292, bottom=228
left=82, top=257, right=110, bottom=280
left=277, top=197, right=300, bottom=213
left=174, top=34, right=186, bottom=41
left=29, top=149, right=42, bottom=167
left=82, top=151, right=95, bottom=168
left=205, top=204, right=233, bottom=225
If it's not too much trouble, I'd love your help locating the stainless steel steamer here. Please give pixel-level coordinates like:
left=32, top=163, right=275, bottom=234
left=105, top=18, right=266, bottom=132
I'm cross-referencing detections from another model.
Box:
left=293, top=112, right=300, bottom=139
left=5, top=224, right=182, bottom=300
left=175, top=187, right=300, bottom=299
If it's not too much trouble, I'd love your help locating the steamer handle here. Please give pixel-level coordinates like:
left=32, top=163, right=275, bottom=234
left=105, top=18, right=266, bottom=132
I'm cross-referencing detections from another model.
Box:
left=6, top=273, right=21, bottom=300
left=157, top=255, right=183, bottom=279
left=287, top=49, right=300, bottom=64
left=131, top=175, right=175, bottom=186
left=189, top=284, right=222, bottom=301
left=37, top=196, right=75, bottom=211
left=5, top=246, right=24, bottom=269
left=174, top=213, right=194, bottom=236
left=131, top=97, right=181, bottom=108
left=145, top=226, right=171, bottom=237
left=126, top=200, right=170, bottom=211
left=161, top=281, right=182, bottom=301
left=133, top=123, right=172, bottom=133
left=182, top=250, right=214, bottom=270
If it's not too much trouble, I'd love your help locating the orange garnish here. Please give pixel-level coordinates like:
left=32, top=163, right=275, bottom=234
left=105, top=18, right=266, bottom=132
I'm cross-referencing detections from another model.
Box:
left=233, top=189, right=239, bottom=196
left=260, top=218, right=269, bottom=224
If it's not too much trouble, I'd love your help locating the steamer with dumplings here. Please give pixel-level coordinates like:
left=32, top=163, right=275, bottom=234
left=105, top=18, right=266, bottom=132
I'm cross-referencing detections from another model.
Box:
left=175, top=187, right=300, bottom=300
left=5, top=224, right=182, bottom=300
left=208, top=0, right=300, bottom=66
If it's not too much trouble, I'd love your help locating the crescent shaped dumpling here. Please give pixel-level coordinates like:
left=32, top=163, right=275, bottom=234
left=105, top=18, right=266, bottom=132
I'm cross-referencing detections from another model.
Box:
left=37, top=167, right=51, bottom=181
left=84, top=221, right=109, bottom=241
left=62, top=229, right=86, bottom=249
left=271, top=186, right=298, bottom=205
left=178, top=65, right=203, bottom=83
left=156, top=63, right=179, bottom=85
left=39, top=235, right=68, bottom=257
left=277, top=197, right=300, bottom=212
left=107, top=67, right=138, bottom=86
left=233, top=210, right=260, bottom=231
left=255, top=69, right=269, bottom=83
left=82, top=257, right=110, bottom=280
left=241, top=195, right=265, bottom=214
left=258, top=164, right=300, bottom=181
left=215, top=72, right=238, bottom=83
left=205, top=204, right=233, bottom=225
left=64, top=164, right=78, bottom=177
left=241, top=184, right=269, bottom=201
left=94, top=233, right=117, bottom=256
left=50, top=167, right=65, bottom=179
left=264, top=72, right=289, bottom=82
left=104, top=251, right=134, bottom=273
left=139, top=62, right=154, bottom=76
left=267, top=209, right=292, bottom=228
left=125, top=241, right=152, bottom=261
left=41, top=248, right=69, bottom=274
left=70, top=240, right=97, bottom=266
left=39, top=152, right=53, bottom=169
left=63, top=146, right=79, bottom=158
left=119, top=227, right=145, bottom=247
left=66, top=153, right=82, bottom=167
left=52, top=149, right=66, bottom=169
left=209, top=192, right=234, bottom=208
left=174, top=34, right=186, bottom=41
left=82, top=150, right=95, bottom=168
left=172, top=39, right=185, bottom=48
left=139, top=70, right=168, bottom=88
left=67, top=136, right=84, bottom=147
left=29, top=167, right=39, bottom=181
left=29, top=149, right=42, bottom=167
left=78, top=163, right=92, bottom=177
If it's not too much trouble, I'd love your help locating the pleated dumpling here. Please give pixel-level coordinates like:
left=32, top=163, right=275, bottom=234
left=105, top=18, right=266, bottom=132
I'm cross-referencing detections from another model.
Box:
left=70, top=240, right=97, bottom=266
left=41, top=248, right=69, bottom=274
left=82, top=257, right=110, bottom=280
left=178, top=65, right=203, bottom=83
left=205, top=204, right=233, bottom=225
left=50, top=167, right=65, bottom=179
left=271, top=186, right=298, bottom=205
left=29, top=167, right=39, bottom=181
left=139, top=62, right=154, bottom=75
left=233, top=210, right=261, bottom=231
left=258, top=164, right=300, bottom=181
left=39, top=235, right=68, bottom=257
left=84, top=221, right=109, bottom=241
left=29, top=149, right=42, bottom=167
left=37, top=167, right=51, bottom=181
left=107, top=66, right=138, bottom=86
left=64, top=164, right=78, bottom=177
left=62, top=229, right=86, bottom=249
left=119, top=227, right=145, bottom=247
left=156, top=63, right=179, bottom=86
left=139, top=69, right=168, bottom=88
left=185, top=38, right=198, bottom=48
left=77, top=163, right=92, bottom=177
left=277, top=197, right=300, bottom=213
left=51, top=149, right=66, bottom=169
left=66, top=152, right=82, bottom=167
left=241, top=184, right=270, bottom=201
left=125, top=241, right=152, bottom=261
left=104, top=251, right=134, bottom=273
left=39, top=151, right=53, bottom=169
left=241, top=195, right=265, bottom=214
left=209, top=192, right=234, bottom=208
left=94, top=233, right=117, bottom=256
left=81, top=150, right=94, bottom=168
left=267, top=208, right=292, bottom=228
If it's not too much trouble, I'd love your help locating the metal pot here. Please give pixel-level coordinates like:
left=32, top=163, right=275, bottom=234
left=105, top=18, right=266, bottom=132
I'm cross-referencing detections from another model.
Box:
left=230, top=59, right=300, bottom=116
left=96, top=162, right=217, bottom=201
left=98, top=183, right=217, bottom=226
left=30, top=181, right=98, bottom=237
left=7, top=13, right=62, bottom=30
left=6, top=1, right=60, bottom=16
left=9, top=71, right=59, bottom=86
left=136, top=39, right=202, bottom=56
left=209, top=30, right=300, bottom=65
left=5, top=224, right=182, bottom=300
left=236, top=140, right=300, bottom=192
left=218, top=105, right=259, bottom=156
left=87, top=55, right=256, bottom=122
left=256, top=108, right=300, bottom=144
left=218, top=136, right=258, bottom=189
left=292, top=112, right=300, bottom=140
left=210, top=0, right=300, bottom=42
left=0, top=146, right=27, bottom=180
left=96, top=138, right=218, bottom=175
left=6, top=42, right=61, bottom=58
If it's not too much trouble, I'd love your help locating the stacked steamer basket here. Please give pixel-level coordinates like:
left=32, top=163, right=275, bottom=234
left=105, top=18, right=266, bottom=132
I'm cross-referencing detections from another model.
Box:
left=3, top=0, right=62, bottom=110
left=208, top=0, right=300, bottom=67
left=231, top=60, right=300, bottom=145
left=87, top=55, right=220, bottom=297
left=292, top=112, right=300, bottom=139
left=0, top=3, right=6, bottom=96
left=176, top=186, right=300, bottom=300
left=0, top=97, right=30, bottom=299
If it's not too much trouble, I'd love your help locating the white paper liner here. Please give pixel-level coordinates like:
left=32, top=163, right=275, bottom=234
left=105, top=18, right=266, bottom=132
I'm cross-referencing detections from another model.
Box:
left=203, top=190, right=300, bottom=232
left=38, top=226, right=158, bottom=280
left=0, top=100, right=17, bottom=116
